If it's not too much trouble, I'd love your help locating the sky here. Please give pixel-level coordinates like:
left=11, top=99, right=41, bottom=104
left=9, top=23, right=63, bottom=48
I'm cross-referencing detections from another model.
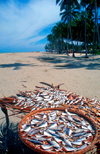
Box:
left=0, top=0, right=61, bottom=53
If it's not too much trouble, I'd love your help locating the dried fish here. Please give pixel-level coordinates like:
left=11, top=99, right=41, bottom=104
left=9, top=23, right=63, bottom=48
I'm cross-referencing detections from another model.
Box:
left=53, top=136, right=62, bottom=142
left=18, top=108, right=96, bottom=153
left=22, top=126, right=31, bottom=132
left=67, top=128, right=73, bottom=136
left=26, top=138, right=42, bottom=144
left=63, top=146, right=76, bottom=152
left=76, top=136, right=86, bottom=142
left=1, top=84, right=98, bottom=153
left=47, top=140, right=60, bottom=148
left=63, top=139, right=72, bottom=147
left=72, top=131, right=87, bottom=137
left=77, top=143, right=87, bottom=150
left=39, top=122, right=47, bottom=128
left=49, top=123, right=57, bottom=129
left=44, top=131, right=52, bottom=137
left=40, top=145, right=53, bottom=150
left=71, top=140, right=83, bottom=146
left=31, top=119, right=39, bottom=125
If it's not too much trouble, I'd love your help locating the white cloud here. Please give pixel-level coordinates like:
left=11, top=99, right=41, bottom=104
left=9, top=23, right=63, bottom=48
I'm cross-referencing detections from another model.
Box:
left=0, top=0, right=60, bottom=52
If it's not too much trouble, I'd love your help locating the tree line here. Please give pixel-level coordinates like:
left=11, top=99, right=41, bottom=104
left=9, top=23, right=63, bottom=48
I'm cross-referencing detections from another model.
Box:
left=45, top=0, right=100, bottom=57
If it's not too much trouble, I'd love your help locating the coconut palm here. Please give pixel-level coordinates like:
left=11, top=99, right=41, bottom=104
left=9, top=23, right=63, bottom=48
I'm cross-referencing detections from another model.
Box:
left=87, top=0, right=100, bottom=53
left=71, top=12, right=84, bottom=53
left=81, top=0, right=100, bottom=55
left=81, top=0, right=89, bottom=57
left=51, top=22, right=66, bottom=53
left=46, top=34, right=55, bottom=51
left=56, top=0, right=79, bottom=57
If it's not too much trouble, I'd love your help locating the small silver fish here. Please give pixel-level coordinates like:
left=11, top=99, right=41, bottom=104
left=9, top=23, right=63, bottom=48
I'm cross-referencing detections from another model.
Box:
left=77, top=143, right=87, bottom=150
left=26, top=128, right=40, bottom=135
left=47, top=140, right=60, bottom=148
left=39, top=122, right=47, bottom=127
left=49, top=123, right=57, bottom=129
left=32, top=136, right=46, bottom=141
left=63, top=126, right=68, bottom=135
left=63, top=146, right=76, bottom=152
left=77, top=137, right=86, bottom=142
left=87, top=124, right=93, bottom=131
left=44, top=131, right=52, bottom=137
left=50, top=111, right=56, bottom=117
left=31, top=119, right=39, bottom=125
left=67, top=128, right=72, bottom=136
left=58, top=124, right=65, bottom=129
left=56, top=131, right=65, bottom=138
left=54, top=136, right=62, bottom=142
left=71, top=140, right=82, bottom=146
left=63, top=139, right=72, bottom=147
left=51, top=115, right=56, bottom=121
left=22, top=126, right=31, bottom=132
left=40, top=145, right=53, bottom=150
left=26, top=138, right=42, bottom=144
left=73, top=131, right=86, bottom=137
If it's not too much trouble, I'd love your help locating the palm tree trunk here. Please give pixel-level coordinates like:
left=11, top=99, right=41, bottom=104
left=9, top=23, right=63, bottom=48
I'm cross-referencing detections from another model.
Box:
left=79, top=31, right=82, bottom=54
left=66, top=31, right=69, bottom=55
left=97, top=18, right=100, bottom=49
left=61, top=34, right=63, bottom=52
left=93, top=27, right=96, bottom=54
left=95, top=0, right=100, bottom=50
left=69, top=13, right=75, bottom=57
left=85, top=4, right=88, bottom=58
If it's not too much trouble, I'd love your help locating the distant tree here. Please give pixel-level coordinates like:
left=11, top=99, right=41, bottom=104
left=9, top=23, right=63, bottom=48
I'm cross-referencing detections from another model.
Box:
left=51, top=22, right=66, bottom=53
left=46, top=34, right=55, bottom=51
left=45, top=43, right=50, bottom=52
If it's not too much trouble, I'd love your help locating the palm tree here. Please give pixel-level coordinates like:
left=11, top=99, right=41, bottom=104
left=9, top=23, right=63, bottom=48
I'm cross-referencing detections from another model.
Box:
left=56, top=0, right=79, bottom=57
left=51, top=22, right=66, bottom=53
left=47, top=34, right=55, bottom=51
left=81, top=0, right=89, bottom=57
left=88, top=0, right=100, bottom=53
left=81, top=0, right=100, bottom=55
left=71, top=12, right=84, bottom=53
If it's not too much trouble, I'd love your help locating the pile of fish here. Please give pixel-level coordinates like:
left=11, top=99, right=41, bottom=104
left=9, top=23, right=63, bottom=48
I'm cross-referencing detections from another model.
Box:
left=19, top=109, right=95, bottom=153
left=0, top=86, right=100, bottom=130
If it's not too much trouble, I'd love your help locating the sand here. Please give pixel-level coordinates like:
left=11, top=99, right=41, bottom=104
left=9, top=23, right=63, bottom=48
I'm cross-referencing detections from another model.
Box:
left=0, top=52, right=100, bottom=123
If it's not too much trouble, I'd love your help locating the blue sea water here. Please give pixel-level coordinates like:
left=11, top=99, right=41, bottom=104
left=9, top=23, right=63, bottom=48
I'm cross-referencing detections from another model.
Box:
left=0, top=46, right=45, bottom=54
left=0, top=50, right=45, bottom=54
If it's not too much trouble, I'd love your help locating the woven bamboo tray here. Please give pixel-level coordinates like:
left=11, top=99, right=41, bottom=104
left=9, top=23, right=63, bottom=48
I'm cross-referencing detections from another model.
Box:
left=18, top=107, right=98, bottom=154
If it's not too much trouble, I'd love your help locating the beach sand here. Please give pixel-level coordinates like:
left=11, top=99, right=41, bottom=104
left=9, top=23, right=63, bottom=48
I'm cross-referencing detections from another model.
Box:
left=0, top=52, right=100, bottom=153
left=0, top=52, right=100, bottom=154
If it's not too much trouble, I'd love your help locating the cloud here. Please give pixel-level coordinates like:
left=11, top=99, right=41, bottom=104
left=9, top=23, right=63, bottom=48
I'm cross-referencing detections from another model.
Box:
left=0, top=0, right=60, bottom=52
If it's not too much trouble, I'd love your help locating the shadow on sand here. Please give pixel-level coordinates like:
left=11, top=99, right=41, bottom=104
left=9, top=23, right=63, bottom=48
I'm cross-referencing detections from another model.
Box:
left=0, top=122, right=38, bottom=154
left=36, top=54, right=100, bottom=70
left=0, top=63, right=36, bottom=70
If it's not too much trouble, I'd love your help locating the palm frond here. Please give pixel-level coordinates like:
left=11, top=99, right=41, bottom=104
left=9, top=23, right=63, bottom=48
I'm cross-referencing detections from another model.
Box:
left=56, top=0, right=60, bottom=5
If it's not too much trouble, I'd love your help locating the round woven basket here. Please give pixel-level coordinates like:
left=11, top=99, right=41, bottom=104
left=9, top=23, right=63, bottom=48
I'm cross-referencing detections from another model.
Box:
left=18, top=106, right=98, bottom=154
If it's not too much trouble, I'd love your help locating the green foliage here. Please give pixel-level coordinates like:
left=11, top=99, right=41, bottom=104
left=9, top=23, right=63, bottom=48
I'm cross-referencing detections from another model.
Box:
left=96, top=50, right=100, bottom=55
left=45, top=0, right=100, bottom=55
